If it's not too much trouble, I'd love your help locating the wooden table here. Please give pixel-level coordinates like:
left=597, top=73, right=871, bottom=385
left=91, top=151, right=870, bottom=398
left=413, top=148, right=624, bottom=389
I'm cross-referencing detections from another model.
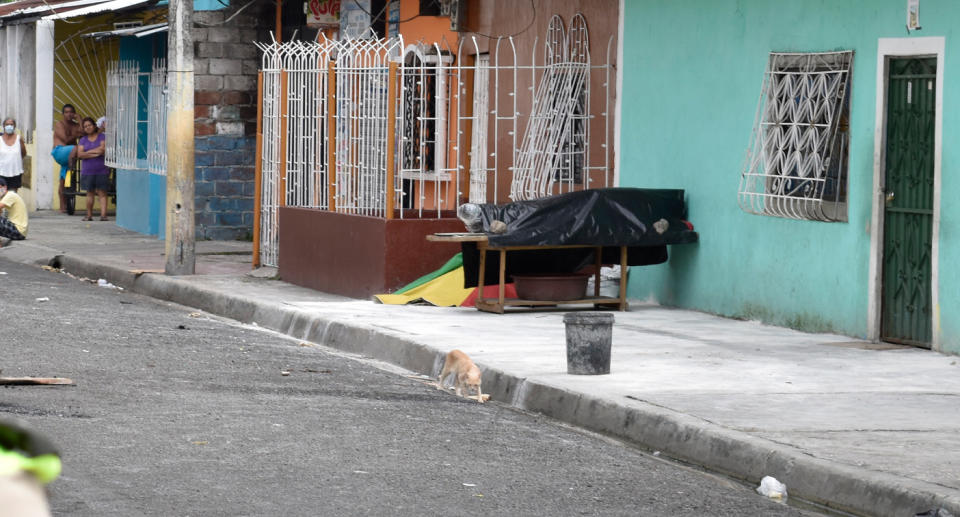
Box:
left=427, top=233, right=628, bottom=314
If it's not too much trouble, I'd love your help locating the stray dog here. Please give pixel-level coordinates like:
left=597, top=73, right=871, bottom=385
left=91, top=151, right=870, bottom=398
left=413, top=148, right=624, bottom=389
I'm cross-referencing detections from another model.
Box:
left=437, top=350, right=484, bottom=402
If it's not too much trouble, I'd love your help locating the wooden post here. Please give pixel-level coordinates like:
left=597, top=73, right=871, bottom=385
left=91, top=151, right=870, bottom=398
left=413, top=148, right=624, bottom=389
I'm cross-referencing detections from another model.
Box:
left=594, top=246, right=602, bottom=297
left=164, top=0, right=195, bottom=275
left=618, top=246, right=628, bottom=311
left=275, top=0, right=282, bottom=43
left=252, top=71, right=264, bottom=268
left=476, top=243, right=487, bottom=305
left=498, top=249, right=507, bottom=305
left=327, top=60, right=337, bottom=211
left=385, top=61, right=398, bottom=219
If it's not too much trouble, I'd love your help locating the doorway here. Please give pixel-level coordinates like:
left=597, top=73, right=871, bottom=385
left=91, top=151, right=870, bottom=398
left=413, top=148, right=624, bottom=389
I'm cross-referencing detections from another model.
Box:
left=880, top=57, right=936, bottom=347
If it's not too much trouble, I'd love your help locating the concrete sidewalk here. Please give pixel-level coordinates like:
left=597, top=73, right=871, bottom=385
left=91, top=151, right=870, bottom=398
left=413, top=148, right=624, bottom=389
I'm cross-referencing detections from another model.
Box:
left=5, top=211, right=960, bottom=517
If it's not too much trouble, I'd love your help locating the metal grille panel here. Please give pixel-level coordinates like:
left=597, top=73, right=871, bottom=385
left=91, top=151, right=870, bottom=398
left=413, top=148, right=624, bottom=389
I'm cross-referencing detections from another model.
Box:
left=254, top=18, right=615, bottom=266
left=739, top=51, right=853, bottom=222
left=147, top=59, right=167, bottom=174
left=105, top=60, right=139, bottom=169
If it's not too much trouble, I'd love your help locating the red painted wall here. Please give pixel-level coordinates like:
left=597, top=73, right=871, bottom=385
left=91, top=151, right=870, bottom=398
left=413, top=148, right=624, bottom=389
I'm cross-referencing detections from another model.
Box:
left=279, top=207, right=464, bottom=298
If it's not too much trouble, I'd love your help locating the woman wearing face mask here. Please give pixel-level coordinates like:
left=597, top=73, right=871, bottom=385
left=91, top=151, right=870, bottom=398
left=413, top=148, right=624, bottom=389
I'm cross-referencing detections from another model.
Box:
left=0, top=118, right=27, bottom=193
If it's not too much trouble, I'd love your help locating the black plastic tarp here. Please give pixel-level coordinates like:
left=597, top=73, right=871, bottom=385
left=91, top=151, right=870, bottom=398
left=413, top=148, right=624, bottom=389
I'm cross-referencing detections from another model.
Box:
left=460, top=188, right=698, bottom=288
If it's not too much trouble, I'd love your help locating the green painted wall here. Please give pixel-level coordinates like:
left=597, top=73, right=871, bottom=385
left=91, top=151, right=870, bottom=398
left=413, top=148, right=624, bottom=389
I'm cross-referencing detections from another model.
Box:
left=620, top=0, right=960, bottom=350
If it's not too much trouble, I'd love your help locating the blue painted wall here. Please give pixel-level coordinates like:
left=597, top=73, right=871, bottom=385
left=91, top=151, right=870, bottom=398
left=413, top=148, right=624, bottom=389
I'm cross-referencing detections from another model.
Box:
left=114, top=2, right=258, bottom=243
left=620, top=1, right=960, bottom=351
left=115, top=34, right=167, bottom=238
left=116, top=165, right=165, bottom=237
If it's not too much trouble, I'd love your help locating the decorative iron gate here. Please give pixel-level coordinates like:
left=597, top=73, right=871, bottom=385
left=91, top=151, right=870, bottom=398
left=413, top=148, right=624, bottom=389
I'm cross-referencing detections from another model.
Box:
left=881, top=57, right=936, bottom=347
left=254, top=16, right=615, bottom=267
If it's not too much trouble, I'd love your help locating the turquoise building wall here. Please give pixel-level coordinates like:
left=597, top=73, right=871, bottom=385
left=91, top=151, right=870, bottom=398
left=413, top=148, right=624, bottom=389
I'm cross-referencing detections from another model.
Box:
left=620, top=1, right=960, bottom=351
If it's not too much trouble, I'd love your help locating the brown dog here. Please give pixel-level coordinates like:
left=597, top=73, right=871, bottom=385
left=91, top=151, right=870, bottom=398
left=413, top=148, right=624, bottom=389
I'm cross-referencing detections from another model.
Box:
left=437, top=349, right=483, bottom=402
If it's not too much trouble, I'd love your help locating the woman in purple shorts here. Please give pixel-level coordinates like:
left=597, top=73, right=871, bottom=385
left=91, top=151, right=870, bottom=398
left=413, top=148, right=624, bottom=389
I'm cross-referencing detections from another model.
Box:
left=77, top=117, right=110, bottom=221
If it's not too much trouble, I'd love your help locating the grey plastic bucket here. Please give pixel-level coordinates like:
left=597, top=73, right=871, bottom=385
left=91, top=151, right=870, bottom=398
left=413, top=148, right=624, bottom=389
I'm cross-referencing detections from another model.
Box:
left=563, top=312, right=614, bottom=375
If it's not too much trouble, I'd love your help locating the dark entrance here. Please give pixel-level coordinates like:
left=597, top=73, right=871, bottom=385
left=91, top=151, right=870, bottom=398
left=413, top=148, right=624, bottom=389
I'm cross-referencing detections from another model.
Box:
left=881, top=57, right=936, bottom=347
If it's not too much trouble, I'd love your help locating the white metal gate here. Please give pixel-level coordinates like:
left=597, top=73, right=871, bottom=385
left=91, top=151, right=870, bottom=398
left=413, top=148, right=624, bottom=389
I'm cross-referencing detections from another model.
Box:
left=255, top=15, right=615, bottom=267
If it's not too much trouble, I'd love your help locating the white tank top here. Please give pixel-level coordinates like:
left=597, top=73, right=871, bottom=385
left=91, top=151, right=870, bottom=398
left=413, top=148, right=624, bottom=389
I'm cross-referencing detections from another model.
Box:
left=0, top=134, right=23, bottom=177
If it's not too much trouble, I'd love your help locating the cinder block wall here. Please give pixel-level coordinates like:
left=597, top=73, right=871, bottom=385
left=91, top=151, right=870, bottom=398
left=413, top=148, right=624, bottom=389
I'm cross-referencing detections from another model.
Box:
left=191, top=9, right=260, bottom=240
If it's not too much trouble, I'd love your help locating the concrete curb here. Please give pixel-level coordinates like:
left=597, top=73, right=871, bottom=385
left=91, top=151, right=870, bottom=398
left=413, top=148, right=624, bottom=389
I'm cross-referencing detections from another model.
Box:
left=50, top=253, right=960, bottom=517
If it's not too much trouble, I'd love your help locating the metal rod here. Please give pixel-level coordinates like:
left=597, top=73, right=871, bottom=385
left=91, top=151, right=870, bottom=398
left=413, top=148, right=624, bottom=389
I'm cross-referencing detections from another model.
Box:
left=327, top=59, right=337, bottom=212
left=253, top=70, right=264, bottom=268
left=386, top=61, right=398, bottom=219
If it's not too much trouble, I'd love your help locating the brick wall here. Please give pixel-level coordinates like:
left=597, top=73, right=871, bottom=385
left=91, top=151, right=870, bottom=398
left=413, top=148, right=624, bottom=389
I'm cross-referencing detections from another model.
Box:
left=192, top=9, right=261, bottom=240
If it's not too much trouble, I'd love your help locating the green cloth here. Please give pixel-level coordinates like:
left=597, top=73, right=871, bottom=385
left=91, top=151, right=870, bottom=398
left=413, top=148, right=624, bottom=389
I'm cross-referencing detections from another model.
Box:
left=394, top=253, right=463, bottom=294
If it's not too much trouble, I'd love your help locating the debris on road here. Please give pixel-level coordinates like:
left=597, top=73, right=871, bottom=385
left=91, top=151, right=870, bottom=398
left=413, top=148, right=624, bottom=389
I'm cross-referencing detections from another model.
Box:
left=756, top=476, right=787, bottom=500
left=129, top=269, right=164, bottom=276
left=280, top=370, right=291, bottom=376
left=0, top=377, right=73, bottom=386
left=97, top=279, right=122, bottom=290
left=35, top=297, right=50, bottom=302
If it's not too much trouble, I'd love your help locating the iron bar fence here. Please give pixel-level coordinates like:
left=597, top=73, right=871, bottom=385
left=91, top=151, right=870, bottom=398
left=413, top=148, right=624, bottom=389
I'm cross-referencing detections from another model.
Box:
left=105, top=60, right=139, bottom=170
left=147, top=59, right=168, bottom=174
left=105, top=59, right=167, bottom=173
left=255, top=21, right=614, bottom=267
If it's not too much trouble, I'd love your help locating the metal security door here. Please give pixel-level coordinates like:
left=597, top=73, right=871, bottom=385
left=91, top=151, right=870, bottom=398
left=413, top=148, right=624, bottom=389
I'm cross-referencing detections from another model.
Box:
left=881, top=57, right=936, bottom=347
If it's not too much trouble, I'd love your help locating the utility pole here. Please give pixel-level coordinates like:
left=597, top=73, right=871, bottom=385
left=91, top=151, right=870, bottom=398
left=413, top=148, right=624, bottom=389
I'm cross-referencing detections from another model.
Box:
left=165, top=0, right=196, bottom=275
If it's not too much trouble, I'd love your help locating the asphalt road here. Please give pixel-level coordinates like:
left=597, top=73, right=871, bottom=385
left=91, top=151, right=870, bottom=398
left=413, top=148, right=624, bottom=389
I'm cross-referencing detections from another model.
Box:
left=0, top=257, right=820, bottom=516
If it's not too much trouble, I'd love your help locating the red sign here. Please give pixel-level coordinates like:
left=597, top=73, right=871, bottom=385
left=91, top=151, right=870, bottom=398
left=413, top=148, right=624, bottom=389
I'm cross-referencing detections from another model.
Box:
left=307, top=0, right=340, bottom=26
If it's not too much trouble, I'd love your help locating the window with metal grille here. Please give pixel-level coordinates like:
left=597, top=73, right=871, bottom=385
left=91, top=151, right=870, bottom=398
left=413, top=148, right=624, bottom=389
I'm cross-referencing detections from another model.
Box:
left=399, top=47, right=452, bottom=209
left=553, top=80, right=586, bottom=184
left=401, top=52, right=437, bottom=175
left=739, top=51, right=853, bottom=222
left=105, top=60, right=140, bottom=170
left=106, top=59, right=167, bottom=173
left=146, top=59, right=167, bottom=175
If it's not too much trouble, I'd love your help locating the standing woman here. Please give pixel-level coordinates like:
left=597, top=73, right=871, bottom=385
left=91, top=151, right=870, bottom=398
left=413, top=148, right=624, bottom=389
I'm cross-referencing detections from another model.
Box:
left=0, top=118, right=27, bottom=192
left=76, top=117, right=109, bottom=221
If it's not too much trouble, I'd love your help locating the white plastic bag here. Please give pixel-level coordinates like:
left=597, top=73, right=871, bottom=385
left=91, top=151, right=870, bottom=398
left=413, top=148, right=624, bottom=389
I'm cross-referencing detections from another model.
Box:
left=97, top=279, right=121, bottom=290
left=756, top=476, right=787, bottom=500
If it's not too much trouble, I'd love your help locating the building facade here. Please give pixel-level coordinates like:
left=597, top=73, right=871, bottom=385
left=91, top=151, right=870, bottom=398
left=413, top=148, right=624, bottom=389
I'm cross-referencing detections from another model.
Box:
left=619, top=0, right=959, bottom=352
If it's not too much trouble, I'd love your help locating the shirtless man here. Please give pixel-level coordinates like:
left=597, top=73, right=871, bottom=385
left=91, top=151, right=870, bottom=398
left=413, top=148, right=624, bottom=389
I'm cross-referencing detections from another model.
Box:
left=51, top=104, right=84, bottom=213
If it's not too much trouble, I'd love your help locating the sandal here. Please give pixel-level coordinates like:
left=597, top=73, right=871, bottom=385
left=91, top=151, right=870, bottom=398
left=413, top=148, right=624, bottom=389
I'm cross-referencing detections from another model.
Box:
left=100, top=216, right=109, bottom=221
left=82, top=216, right=93, bottom=221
